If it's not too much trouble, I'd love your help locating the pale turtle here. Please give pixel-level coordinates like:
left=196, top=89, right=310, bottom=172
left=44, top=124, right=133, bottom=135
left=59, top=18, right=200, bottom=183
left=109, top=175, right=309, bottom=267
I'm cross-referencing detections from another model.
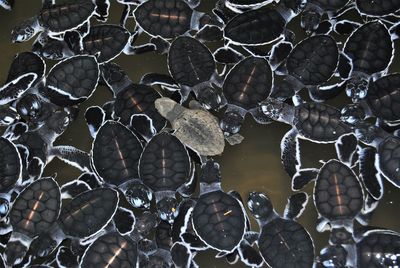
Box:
left=155, top=97, right=225, bottom=156
left=247, top=191, right=315, bottom=268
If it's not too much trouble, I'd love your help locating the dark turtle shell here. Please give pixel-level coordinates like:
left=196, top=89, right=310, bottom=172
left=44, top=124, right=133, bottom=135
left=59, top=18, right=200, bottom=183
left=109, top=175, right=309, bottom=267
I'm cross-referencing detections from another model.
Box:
left=224, top=8, right=286, bottom=45
left=92, top=121, right=143, bottom=186
left=366, top=74, right=400, bottom=123
left=258, top=218, right=314, bottom=268
left=38, top=0, right=96, bottom=34
left=344, top=21, right=393, bottom=75
left=17, top=132, right=48, bottom=162
left=139, top=132, right=191, bottom=193
left=287, top=35, right=339, bottom=86
left=82, top=25, right=131, bottom=63
left=58, top=188, right=119, bottom=238
left=314, top=160, right=363, bottom=221
left=308, top=0, right=350, bottom=11
left=168, top=36, right=215, bottom=87
left=113, top=84, right=166, bottom=131
left=378, top=136, right=400, bottom=187
left=356, top=231, right=400, bottom=267
left=9, top=178, right=60, bottom=238
left=192, top=190, right=246, bottom=252
left=294, top=103, right=352, bottom=142
left=43, top=55, right=99, bottom=107
left=80, top=232, right=138, bottom=268
left=223, top=56, right=273, bottom=111
left=356, top=0, right=400, bottom=16
left=0, top=137, right=21, bottom=193
left=6, top=52, right=45, bottom=85
left=134, top=0, right=193, bottom=39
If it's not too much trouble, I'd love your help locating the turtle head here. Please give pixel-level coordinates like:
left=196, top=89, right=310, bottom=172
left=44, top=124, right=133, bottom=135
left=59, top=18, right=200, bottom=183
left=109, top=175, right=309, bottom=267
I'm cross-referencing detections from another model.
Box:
left=155, top=97, right=183, bottom=121
left=301, top=7, right=322, bottom=34
left=260, top=98, right=288, bottom=122
left=11, top=18, right=37, bottom=43
left=317, top=245, right=348, bottom=268
left=124, top=181, right=153, bottom=210
left=340, top=103, right=366, bottom=125
left=157, top=197, right=179, bottom=224
left=4, top=240, right=27, bottom=266
left=346, top=75, right=369, bottom=102
left=0, top=198, right=9, bottom=219
left=197, top=86, right=223, bottom=111
left=219, top=112, right=243, bottom=136
left=247, top=192, right=274, bottom=222
left=200, top=158, right=221, bottom=184
left=16, top=94, right=43, bottom=122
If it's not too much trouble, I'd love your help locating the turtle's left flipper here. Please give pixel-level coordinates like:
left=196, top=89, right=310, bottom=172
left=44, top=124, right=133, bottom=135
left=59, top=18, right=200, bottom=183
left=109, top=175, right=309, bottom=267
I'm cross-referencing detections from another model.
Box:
left=335, top=133, right=358, bottom=166
left=292, top=168, right=319, bottom=191
left=284, top=192, right=308, bottom=220
left=238, top=240, right=263, bottom=267
left=0, top=73, right=37, bottom=105
left=51, top=146, right=92, bottom=172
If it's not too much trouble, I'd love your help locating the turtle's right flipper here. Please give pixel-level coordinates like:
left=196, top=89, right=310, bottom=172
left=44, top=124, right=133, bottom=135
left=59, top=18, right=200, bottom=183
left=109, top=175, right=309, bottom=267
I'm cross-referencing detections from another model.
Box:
left=85, top=106, right=105, bottom=138
left=51, top=146, right=92, bottom=173
left=281, top=128, right=300, bottom=179
left=335, top=133, right=358, bottom=166
left=359, top=147, right=383, bottom=200
left=213, top=46, right=244, bottom=65
left=284, top=192, right=308, bottom=220
left=292, top=168, right=319, bottom=191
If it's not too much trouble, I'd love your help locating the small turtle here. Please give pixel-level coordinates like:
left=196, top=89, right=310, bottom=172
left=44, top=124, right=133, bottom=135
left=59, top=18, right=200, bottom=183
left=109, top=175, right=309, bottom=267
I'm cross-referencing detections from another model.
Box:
left=11, top=0, right=109, bottom=43
left=80, top=232, right=138, bottom=268
left=247, top=191, right=314, bottom=268
left=31, top=187, right=119, bottom=258
left=342, top=21, right=394, bottom=101
left=4, top=177, right=61, bottom=266
left=0, top=0, right=13, bottom=10
left=271, top=34, right=340, bottom=101
left=155, top=97, right=225, bottom=156
left=139, top=132, right=193, bottom=222
left=219, top=56, right=274, bottom=137
left=261, top=99, right=353, bottom=182
left=192, top=159, right=247, bottom=253
left=141, top=36, right=224, bottom=110
left=39, top=55, right=100, bottom=107
left=91, top=120, right=143, bottom=186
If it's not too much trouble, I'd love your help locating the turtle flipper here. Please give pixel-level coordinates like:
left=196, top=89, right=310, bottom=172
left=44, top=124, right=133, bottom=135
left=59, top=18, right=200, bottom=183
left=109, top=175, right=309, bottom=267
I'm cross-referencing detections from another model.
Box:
left=171, top=242, right=193, bottom=268
left=249, top=106, right=274, bottom=125
left=129, top=114, right=156, bottom=141
left=335, top=133, right=358, bottom=166
left=2, top=122, right=28, bottom=140
left=60, top=179, right=91, bottom=199
left=292, top=168, right=319, bottom=190
left=51, top=145, right=92, bottom=172
left=0, top=73, right=37, bottom=105
left=113, top=207, right=135, bottom=235
left=359, top=147, right=383, bottom=200
left=269, top=40, right=293, bottom=70
left=284, top=192, right=308, bottom=220
left=337, top=52, right=353, bottom=79
left=27, top=157, right=44, bottom=182
left=0, top=0, right=13, bottom=10
left=195, top=25, right=223, bottom=42
left=281, top=128, right=300, bottom=179
left=85, top=106, right=105, bottom=138
left=334, top=20, right=361, bottom=35
left=314, top=20, right=333, bottom=35
left=94, top=0, right=110, bottom=22
left=56, top=246, right=79, bottom=268
left=238, top=240, right=263, bottom=267
left=308, top=82, right=345, bottom=102
left=140, top=73, right=178, bottom=88
left=213, top=46, right=244, bottom=65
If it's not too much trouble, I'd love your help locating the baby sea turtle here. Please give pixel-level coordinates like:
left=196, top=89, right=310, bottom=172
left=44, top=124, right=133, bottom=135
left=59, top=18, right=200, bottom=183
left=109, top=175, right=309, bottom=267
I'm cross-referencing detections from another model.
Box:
left=342, top=21, right=394, bottom=101
left=261, top=99, right=353, bottom=182
left=139, top=132, right=193, bottom=222
left=39, top=55, right=99, bottom=107
left=271, top=34, right=340, bottom=101
left=220, top=56, right=274, bottom=137
left=4, top=177, right=61, bottom=266
left=80, top=232, right=138, bottom=268
left=247, top=191, right=314, bottom=268
left=91, top=120, right=143, bottom=186
left=155, top=97, right=225, bottom=156
left=192, top=159, right=247, bottom=253
left=11, top=0, right=108, bottom=43
left=31, top=187, right=119, bottom=258
left=141, top=36, right=223, bottom=110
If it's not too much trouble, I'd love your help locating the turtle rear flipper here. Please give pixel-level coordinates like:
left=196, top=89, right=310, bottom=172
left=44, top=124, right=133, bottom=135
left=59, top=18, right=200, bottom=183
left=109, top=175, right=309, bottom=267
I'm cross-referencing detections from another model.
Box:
left=0, top=73, right=37, bottom=105
left=84, top=106, right=105, bottom=138
left=281, top=128, right=300, bottom=178
left=171, top=242, right=193, bottom=268
left=213, top=46, right=244, bottom=65
left=359, top=147, right=383, bottom=200
left=238, top=240, right=263, bottom=267
left=195, top=25, right=223, bottom=42
left=129, top=114, right=156, bottom=141
left=335, top=133, right=358, bottom=166
left=61, top=179, right=91, bottom=200
left=51, top=146, right=91, bottom=173
left=56, top=246, right=79, bottom=268
left=113, top=207, right=135, bottom=235
left=334, top=19, right=361, bottom=35
left=94, top=0, right=110, bottom=22
left=284, top=192, right=308, bottom=220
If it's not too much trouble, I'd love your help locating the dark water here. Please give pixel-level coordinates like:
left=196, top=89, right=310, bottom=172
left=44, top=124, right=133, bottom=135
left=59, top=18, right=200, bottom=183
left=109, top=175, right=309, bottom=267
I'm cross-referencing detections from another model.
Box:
left=0, top=1, right=400, bottom=267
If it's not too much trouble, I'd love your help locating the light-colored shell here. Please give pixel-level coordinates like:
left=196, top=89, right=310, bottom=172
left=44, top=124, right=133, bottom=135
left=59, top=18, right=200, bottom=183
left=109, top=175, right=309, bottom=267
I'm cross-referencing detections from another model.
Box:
left=155, top=98, right=225, bottom=156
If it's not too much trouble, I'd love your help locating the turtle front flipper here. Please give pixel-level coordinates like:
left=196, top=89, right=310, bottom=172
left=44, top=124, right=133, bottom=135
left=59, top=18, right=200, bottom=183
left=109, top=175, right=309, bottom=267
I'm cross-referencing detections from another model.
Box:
left=0, top=72, right=38, bottom=105
left=84, top=106, right=105, bottom=138
left=281, top=128, right=300, bottom=179
left=113, top=207, right=135, bottom=236
left=51, top=145, right=92, bottom=173
left=129, top=114, right=156, bottom=141
left=237, top=239, right=263, bottom=267
left=335, top=133, right=358, bottom=166
left=56, top=246, right=79, bottom=268
left=292, top=168, right=320, bottom=190
left=0, top=0, right=13, bottom=10
left=359, top=147, right=383, bottom=200
left=60, top=179, right=91, bottom=200
left=283, top=192, right=308, bottom=220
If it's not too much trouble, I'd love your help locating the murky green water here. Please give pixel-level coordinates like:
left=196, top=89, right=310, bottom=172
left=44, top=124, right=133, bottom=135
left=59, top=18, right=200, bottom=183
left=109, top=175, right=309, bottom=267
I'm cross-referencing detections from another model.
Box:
left=1, top=1, right=400, bottom=267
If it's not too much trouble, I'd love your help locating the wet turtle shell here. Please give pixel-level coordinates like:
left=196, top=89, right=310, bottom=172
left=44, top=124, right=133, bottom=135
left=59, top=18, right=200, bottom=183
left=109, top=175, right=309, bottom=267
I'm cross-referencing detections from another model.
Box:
left=155, top=98, right=225, bottom=156
left=356, top=0, right=400, bottom=16
left=287, top=35, right=339, bottom=86
left=192, top=190, right=246, bottom=252
left=134, top=0, right=193, bottom=39
left=42, top=55, right=99, bottom=107
left=356, top=231, right=400, bottom=267
left=344, top=21, right=393, bottom=75
left=38, top=0, right=96, bottom=34
left=366, top=73, right=400, bottom=123
left=80, top=232, right=138, bottom=268
left=168, top=36, right=216, bottom=87
left=378, top=136, right=400, bottom=186
left=224, top=8, right=286, bottom=45
left=294, top=103, right=352, bottom=142
left=92, top=121, right=143, bottom=186
left=9, top=177, right=61, bottom=237
left=0, top=137, right=22, bottom=193
left=6, top=52, right=45, bottom=86
left=314, top=160, right=363, bottom=222
left=139, top=132, right=191, bottom=193
left=113, top=84, right=166, bottom=131
left=308, top=0, right=350, bottom=11
left=58, top=188, right=119, bottom=238
left=223, top=56, right=273, bottom=111
left=258, top=218, right=314, bottom=268
left=81, top=25, right=131, bottom=63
